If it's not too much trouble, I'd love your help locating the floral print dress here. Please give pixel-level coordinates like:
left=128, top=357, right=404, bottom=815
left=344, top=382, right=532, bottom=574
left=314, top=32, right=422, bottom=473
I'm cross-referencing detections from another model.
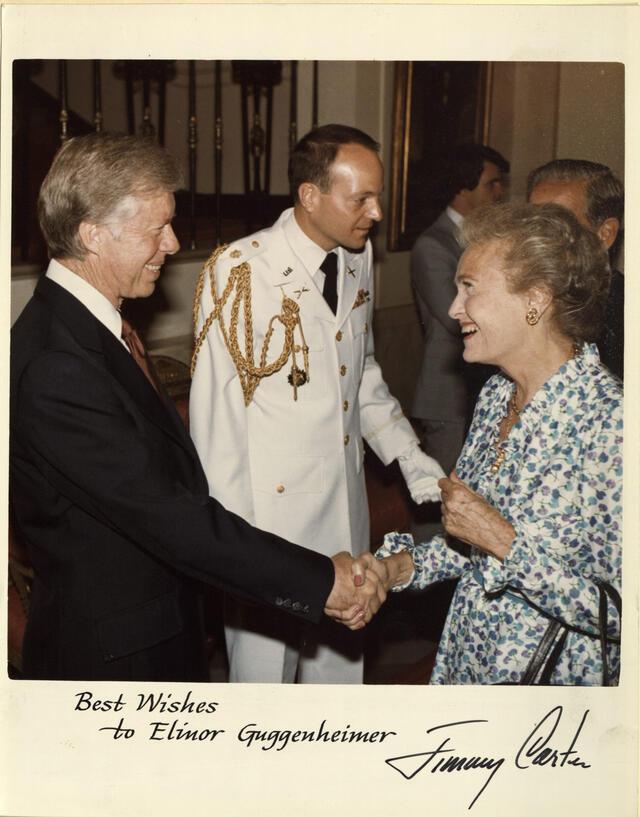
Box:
left=378, top=344, right=622, bottom=684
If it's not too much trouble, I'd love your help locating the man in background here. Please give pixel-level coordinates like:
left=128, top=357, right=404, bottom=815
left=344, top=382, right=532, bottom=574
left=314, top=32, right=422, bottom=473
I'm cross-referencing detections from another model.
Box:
left=411, top=143, right=510, bottom=475
left=527, top=158, right=624, bottom=379
left=191, top=124, right=445, bottom=684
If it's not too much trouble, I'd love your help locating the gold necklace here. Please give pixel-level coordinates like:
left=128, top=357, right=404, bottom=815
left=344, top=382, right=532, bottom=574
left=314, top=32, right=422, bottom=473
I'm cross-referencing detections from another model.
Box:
left=489, top=343, right=582, bottom=475
left=490, top=389, right=521, bottom=474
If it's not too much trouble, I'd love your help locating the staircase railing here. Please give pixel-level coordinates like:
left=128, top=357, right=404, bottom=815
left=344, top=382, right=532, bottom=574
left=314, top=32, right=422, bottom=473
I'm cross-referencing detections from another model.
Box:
left=12, top=59, right=321, bottom=265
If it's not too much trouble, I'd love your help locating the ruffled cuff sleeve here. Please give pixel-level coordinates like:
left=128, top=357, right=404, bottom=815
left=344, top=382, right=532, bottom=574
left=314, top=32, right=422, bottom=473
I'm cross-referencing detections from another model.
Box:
left=375, top=531, right=469, bottom=592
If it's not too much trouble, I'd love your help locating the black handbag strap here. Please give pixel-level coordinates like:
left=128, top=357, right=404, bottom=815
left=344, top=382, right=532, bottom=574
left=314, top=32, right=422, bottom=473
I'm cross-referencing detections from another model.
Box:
left=520, top=619, right=565, bottom=685
left=598, top=581, right=622, bottom=686
left=505, top=580, right=620, bottom=685
left=538, top=626, right=569, bottom=685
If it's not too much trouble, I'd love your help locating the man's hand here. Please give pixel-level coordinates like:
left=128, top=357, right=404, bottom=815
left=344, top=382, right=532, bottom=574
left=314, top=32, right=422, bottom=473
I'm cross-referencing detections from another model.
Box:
left=398, top=444, right=446, bottom=504
left=351, top=551, right=414, bottom=593
left=439, top=471, right=515, bottom=560
left=324, top=552, right=387, bottom=629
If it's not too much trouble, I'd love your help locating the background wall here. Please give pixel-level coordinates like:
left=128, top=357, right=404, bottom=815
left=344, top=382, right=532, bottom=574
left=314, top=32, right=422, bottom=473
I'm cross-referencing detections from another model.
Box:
left=373, top=61, right=624, bottom=407
left=14, top=60, right=625, bottom=411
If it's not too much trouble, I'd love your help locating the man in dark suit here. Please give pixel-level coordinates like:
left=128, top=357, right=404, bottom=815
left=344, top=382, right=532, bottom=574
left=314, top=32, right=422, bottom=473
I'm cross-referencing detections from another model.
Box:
left=411, top=144, right=509, bottom=474
left=10, top=133, right=383, bottom=682
left=527, top=158, right=624, bottom=379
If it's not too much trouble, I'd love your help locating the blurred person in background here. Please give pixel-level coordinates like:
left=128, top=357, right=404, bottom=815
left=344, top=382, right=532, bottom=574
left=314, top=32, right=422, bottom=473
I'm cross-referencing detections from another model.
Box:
left=528, top=158, right=624, bottom=379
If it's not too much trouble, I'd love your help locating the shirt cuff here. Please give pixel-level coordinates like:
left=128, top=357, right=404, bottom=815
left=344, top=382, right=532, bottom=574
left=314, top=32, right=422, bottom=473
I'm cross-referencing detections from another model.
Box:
left=397, top=441, right=420, bottom=461
left=374, top=531, right=416, bottom=592
left=480, top=525, right=522, bottom=593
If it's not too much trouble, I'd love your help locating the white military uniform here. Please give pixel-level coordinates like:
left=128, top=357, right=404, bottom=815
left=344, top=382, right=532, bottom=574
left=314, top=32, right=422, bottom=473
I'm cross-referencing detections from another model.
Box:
left=190, top=208, right=418, bottom=683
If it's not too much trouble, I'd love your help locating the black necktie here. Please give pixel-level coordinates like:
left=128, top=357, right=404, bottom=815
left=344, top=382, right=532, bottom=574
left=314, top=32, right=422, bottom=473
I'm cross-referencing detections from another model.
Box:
left=320, top=252, right=338, bottom=314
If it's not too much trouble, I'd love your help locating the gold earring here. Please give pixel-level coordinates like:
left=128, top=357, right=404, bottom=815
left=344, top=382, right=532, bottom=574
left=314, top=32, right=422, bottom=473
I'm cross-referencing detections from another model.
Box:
left=526, top=307, right=540, bottom=326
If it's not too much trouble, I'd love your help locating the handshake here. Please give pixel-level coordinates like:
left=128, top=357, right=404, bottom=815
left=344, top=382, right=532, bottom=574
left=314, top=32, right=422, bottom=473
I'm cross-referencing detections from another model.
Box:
left=322, top=444, right=444, bottom=630
left=324, top=552, right=394, bottom=630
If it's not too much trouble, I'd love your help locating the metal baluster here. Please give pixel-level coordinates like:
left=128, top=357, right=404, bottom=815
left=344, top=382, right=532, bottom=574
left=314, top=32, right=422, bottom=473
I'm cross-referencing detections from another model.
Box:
left=289, top=60, right=298, bottom=152
left=188, top=60, right=198, bottom=250
left=213, top=60, right=223, bottom=246
left=233, top=61, right=281, bottom=233
left=58, top=60, right=69, bottom=143
left=239, top=79, right=250, bottom=199
left=264, top=83, right=273, bottom=194
left=251, top=81, right=262, bottom=194
left=141, top=73, right=153, bottom=137
left=158, top=61, right=167, bottom=146
left=93, top=60, right=103, bottom=133
left=312, top=61, right=319, bottom=129
left=125, top=61, right=135, bottom=134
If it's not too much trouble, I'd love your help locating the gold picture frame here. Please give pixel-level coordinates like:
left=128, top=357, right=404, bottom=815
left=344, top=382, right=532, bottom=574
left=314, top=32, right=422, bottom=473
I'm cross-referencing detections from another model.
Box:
left=388, top=61, right=493, bottom=252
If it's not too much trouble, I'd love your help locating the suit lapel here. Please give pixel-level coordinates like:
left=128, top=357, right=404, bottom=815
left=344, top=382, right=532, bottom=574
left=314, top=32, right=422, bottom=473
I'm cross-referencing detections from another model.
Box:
left=35, top=278, right=192, bottom=453
left=102, top=329, right=192, bottom=450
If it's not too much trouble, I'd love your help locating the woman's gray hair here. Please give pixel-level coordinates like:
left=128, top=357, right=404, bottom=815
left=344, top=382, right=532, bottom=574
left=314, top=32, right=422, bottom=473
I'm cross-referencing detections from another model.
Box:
left=459, top=202, right=611, bottom=343
left=38, top=132, right=183, bottom=260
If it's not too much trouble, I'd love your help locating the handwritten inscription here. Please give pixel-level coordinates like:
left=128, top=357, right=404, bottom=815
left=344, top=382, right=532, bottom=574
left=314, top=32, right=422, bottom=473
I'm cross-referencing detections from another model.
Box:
left=71, top=692, right=597, bottom=809
left=385, top=719, right=504, bottom=809
left=385, top=706, right=591, bottom=809
left=75, top=689, right=219, bottom=715
left=73, top=691, right=393, bottom=750
left=76, top=690, right=224, bottom=741
left=516, top=705, right=591, bottom=769
left=238, top=720, right=396, bottom=751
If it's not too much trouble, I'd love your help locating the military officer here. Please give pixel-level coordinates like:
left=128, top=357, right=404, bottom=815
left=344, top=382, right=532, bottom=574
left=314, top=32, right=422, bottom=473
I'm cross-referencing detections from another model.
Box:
left=190, top=124, right=445, bottom=684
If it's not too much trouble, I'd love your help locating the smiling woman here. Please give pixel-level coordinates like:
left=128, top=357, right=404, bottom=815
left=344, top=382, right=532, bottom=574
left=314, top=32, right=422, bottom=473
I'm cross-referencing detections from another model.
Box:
left=450, top=243, right=540, bottom=372
left=371, top=202, right=622, bottom=685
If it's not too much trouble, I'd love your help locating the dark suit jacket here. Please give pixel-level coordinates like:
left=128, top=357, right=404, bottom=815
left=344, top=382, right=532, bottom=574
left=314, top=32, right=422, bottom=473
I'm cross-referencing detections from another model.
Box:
left=411, top=210, right=467, bottom=423
left=410, top=210, right=493, bottom=424
left=599, top=269, right=624, bottom=380
left=10, top=277, right=335, bottom=681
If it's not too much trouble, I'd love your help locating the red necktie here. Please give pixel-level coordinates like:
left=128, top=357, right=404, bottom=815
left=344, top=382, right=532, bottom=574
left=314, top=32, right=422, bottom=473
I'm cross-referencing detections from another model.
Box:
left=121, top=318, right=160, bottom=395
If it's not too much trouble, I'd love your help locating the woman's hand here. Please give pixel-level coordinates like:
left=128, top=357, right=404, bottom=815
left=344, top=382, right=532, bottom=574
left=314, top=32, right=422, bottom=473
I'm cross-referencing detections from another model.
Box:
left=438, top=471, right=515, bottom=560
left=325, top=552, right=386, bottom=629
left=351, top=551, right=415, bottom=592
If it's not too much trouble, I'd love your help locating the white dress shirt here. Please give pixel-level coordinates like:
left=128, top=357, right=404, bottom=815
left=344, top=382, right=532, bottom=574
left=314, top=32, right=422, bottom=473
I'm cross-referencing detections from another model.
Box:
left=283, top=211, right=336, bottom=295
left=446, top=205, right=465, bottom=228
left=46, top=258, right=128, bottom=349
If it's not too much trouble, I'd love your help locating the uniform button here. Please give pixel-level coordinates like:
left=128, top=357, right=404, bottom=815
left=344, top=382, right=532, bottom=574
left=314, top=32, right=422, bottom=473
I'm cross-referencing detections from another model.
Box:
left=364, top=322, right=369, bottom=333
left=251, top=240, right=259, bottom=247
left=276, top=484, right=285, bottom=494
left=343, top=400, right=349, bottom=411
left=344, top=434, right=350, bottom=446
left=276, top=597, right=284, bottom=606
left=340, top=365, right=347, bottom=376
left=292, top=601, right=302, bottom=612
left=336, top=330, right=343, bottom=342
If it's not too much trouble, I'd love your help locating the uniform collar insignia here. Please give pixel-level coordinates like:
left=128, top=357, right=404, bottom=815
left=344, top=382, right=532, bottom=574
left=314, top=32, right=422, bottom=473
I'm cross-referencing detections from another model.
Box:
left=352, top=289, right=371, bottom=309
